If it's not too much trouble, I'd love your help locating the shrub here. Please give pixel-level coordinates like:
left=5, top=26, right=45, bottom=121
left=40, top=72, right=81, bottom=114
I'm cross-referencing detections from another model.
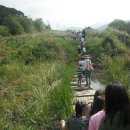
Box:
left=0, top=25, right=9, bottom=36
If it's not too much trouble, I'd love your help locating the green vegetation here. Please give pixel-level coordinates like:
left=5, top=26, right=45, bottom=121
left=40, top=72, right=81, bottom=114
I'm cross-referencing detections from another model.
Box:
left=0, top=5, right=130, bottom=129
left=108, top=19, right=130, bottom=35
left=0, top=5, right=50, bottom=36
left=85, top=27, right=130, bottom=89
left=0, top=30, right=77, bottom=129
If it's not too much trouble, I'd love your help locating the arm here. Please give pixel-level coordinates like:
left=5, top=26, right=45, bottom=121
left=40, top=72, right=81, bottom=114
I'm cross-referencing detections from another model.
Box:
left=60, top=120, right=68, bottom=130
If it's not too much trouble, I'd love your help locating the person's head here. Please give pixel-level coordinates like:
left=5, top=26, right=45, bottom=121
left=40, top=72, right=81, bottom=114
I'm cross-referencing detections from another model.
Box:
left=90, top=89, right=105, bottom=116
left=93, top=89, right=105, bottom=103
left=105, top=83, right=130, bottom=115
left=75, top=100, right=87, bottom=117
left=90, top=97, right=105, bottom=116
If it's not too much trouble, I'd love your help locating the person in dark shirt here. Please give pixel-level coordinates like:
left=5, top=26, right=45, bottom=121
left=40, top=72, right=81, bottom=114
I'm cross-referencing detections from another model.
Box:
left=60, top=100, right=89, bottom=130
left=99, top=83, right=130, bottom=130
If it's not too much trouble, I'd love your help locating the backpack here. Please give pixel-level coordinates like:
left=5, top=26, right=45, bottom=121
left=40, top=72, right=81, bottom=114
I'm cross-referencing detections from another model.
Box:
left=86, top=60, right=94, bottom=71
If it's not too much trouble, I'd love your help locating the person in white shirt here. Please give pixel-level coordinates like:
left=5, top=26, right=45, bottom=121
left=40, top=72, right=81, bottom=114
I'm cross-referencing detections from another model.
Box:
left=80, top=37, right=85, bottom=45
left=78, top=59, right=86, bottom=76
left=82, top=46, right=86, bottom=55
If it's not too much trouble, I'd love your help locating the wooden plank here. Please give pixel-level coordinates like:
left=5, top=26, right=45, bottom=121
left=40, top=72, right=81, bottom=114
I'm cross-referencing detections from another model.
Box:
left=74, top=94, right=94, bottom=97
left=73, top=96, right=94, bottom=104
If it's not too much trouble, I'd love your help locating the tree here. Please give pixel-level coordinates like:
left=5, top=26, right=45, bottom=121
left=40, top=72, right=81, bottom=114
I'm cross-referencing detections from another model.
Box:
left=18, top=17, right=34, bottom=33
left=0, top=5, right=24, bottom=24
left=46, top=23, right=51, bottom=30
left=126, top=22, right=130, bottom=34
left=108, top=19, right=127, bottom=31
left=3, top=16, right=24, bottom=35
left=0, top=25, right=9, bottom=36
left=33, top=18, right=45, bottom=32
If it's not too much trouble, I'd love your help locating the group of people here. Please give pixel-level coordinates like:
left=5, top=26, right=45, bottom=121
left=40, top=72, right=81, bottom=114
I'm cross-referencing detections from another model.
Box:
left=60, top=83, right=130, bottom=130
left=59, top=30, right=130, bottom=130
left=75, top=29, right=93, bottom=88
left=76, top=54, right=94, bottom=88
left=71, top=29, right=86, bottom=42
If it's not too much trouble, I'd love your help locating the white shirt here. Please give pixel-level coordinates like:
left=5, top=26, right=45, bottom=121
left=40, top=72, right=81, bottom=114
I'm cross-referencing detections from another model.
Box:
left=78, top=60, right=86, bottom=71
left=83, top=47, right=86, bottom=53
left=80, top=37, right=84, bottom=43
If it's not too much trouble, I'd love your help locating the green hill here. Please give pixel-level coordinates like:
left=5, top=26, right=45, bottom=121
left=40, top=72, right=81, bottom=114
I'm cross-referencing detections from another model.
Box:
left=0, top=5, right=49, bottom=36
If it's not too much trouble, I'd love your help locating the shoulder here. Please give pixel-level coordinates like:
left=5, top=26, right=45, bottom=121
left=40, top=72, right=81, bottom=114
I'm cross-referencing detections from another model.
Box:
left=67, top=115, right=75, bottom=120
left=80, top=116, right=89, bottom=126
left=91, top=110, right=105, bottom=121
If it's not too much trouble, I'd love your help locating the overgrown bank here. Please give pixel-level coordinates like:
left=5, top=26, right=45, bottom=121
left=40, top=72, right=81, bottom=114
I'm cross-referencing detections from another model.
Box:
left=85, top=27, right=130, bottom=90
left=0, top=31, right=77, bottom=130
left=1, top=26, right=130, bottom=130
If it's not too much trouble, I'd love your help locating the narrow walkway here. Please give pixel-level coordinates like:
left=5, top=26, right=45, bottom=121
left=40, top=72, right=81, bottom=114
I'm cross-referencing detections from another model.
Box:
left=71, top=74, right=95, bottom=105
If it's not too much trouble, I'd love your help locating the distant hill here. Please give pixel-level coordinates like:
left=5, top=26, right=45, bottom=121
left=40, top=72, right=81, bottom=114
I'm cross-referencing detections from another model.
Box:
left=96, top=24, right=108, bottom=31
left=90, top=22, right=108, bottom=31
left=0, top=5, right=48, bottom=35
left=66, top=26, right=83, bottom=31
left=0, top=5, right=24, bottom=24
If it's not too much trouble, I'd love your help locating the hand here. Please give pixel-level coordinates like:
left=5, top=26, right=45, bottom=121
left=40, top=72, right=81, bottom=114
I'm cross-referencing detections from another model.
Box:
left=60, top=119, right=66, bottom=127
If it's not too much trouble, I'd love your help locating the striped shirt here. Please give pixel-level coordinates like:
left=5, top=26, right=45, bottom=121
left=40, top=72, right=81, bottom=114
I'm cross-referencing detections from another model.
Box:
left=77, top=67, right=83, bottom=76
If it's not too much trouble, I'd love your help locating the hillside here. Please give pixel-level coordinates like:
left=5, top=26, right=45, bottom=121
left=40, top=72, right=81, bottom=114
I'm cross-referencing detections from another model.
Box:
left=0, top=6, right=130, bottom=130
left=0, top=5, right=49, bottom=36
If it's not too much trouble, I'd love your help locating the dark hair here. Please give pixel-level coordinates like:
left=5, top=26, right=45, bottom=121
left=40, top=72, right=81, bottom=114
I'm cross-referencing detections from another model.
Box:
left=105, top=83, right=130, bottom=126
left=93, top=89, right=104, bottom=103
left=90, top=96, right=104, bottom=116
left=75, top=101, right=86, bottom=117
left=90, top=89, right=105, bottom=116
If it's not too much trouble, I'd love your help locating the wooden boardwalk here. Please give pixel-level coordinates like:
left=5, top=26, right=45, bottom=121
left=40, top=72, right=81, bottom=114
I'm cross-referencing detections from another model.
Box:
left=71, top=75, right=95, bottom=105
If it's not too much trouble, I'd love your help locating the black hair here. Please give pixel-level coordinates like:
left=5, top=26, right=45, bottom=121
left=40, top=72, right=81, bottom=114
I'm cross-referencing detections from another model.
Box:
left=90, top=89, right=105, bottom=116
left=90, top=97, right=104, bottom=116
left=93, top=89, right=105, bottom=103
left=75, top=101, right=86, bottom=117
left=105, top=83, right=130, bottom=126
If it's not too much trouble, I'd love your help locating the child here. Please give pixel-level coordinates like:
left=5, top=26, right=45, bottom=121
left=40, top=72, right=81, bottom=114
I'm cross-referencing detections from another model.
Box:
left=77, top=64, right=83, bottom=87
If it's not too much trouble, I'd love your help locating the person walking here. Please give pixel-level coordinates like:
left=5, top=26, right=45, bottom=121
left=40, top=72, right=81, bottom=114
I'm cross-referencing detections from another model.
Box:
left=82, top=29, right=86, bottom=40
left=82, top=46, right=86, bottom=55
left=84, top=56, right=94, bottom=88
left=86, top=89, right=105, bottom=119
left=77, top=45, right=82, bottom=54
left=76, top=53, right=84, bottom=62
left=76, top=63, right=83, bottom=87
left=88, top=110, right=105, bottom=130
left=87, top=89, right=105, bottom=130
left=60, top=101, right=89, bottom=130
left=99, top=83, right=130, bottom=130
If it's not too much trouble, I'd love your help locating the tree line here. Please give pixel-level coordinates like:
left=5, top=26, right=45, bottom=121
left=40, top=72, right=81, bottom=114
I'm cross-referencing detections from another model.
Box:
left=109, top=19, right=130, bottom=34
left=0, top=5, right=51, bottom=36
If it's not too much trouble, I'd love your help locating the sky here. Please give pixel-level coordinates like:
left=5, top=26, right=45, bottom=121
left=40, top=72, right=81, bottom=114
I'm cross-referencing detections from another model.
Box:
left=0, top=0, right=130, bottom=30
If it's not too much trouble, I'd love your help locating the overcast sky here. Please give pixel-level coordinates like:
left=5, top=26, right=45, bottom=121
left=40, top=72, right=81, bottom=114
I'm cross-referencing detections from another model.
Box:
left=0, top=0, right=130, bottom=30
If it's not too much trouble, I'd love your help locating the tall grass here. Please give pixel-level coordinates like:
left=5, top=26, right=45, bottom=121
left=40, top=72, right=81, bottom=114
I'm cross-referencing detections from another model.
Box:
left=103, top=57, right=130, bottom=90
left=0, top=30, right=78, bottom=129
left=0, top=61, right=75, bottom=129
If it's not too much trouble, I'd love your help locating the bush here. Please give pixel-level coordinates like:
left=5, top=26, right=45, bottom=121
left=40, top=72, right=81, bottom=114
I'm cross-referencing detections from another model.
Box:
left=3, top=16, right=24, bottom=35
left=0, top=25, right=9, bottom=36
